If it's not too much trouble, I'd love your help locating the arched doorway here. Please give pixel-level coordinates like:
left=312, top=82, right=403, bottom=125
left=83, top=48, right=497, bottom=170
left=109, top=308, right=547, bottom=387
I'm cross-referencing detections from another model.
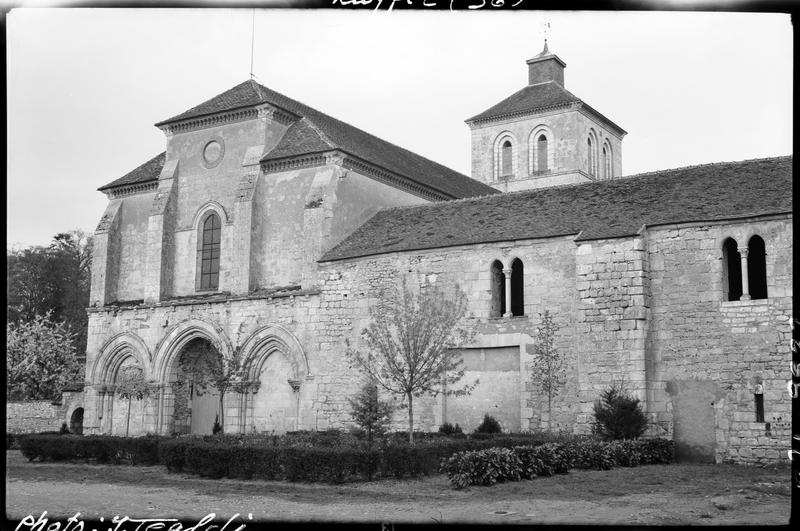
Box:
left=170, top=337, right=223, bottom=435
left=69, top=408, right=84, bottom=435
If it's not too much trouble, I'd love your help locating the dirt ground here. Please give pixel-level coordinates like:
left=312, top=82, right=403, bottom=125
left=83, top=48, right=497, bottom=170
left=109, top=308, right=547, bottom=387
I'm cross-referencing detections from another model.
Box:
left=5, top=450, right=792, bottom=525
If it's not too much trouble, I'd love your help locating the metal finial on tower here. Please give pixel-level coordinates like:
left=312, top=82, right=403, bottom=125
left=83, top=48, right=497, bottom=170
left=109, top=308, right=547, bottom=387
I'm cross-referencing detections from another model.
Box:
left=542, top=21, right=551, bottom=55
left=249, top=8, right=256, bottom=80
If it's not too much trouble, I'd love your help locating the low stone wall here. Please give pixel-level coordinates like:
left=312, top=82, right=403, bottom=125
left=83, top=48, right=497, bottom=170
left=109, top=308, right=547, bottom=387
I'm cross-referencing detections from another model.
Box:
left=6, top=400, right=63, bottom=434
left=6, top=392, right=84, bottom=434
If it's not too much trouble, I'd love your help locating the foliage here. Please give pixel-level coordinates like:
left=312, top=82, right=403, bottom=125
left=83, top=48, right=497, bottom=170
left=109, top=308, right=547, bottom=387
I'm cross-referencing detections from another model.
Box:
left=441, top=438, right=675, bottom=488
left=212, top=415, right=223, bottom=435
left=530, top=310, right=566, bottom=431
left=7, top=231, right=93, bottom=356
left=348, top=280, right=477, bottom=444
left=17, top=429, right=675, bottom=486
left=115, top=364, right=151, bottom=437
left=348, top=380, right=394, bottom=442
left=175, top=340, right=248, bottom=432
left=439, top=447, right=522, bottom=488
left=19, top=434, right=163, bottom=465
left=592, top=383, right=649, bottom=440
left=6, top=313, right=84, bottom=400
left=438, top=422, right=463, bottom=435
left=474, top=414, right=502, bottom=434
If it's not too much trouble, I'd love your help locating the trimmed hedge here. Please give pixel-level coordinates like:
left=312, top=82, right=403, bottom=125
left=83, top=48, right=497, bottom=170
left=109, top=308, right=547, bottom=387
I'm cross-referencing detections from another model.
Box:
left=16, top=431, right=673, bottom=485
left=440, top=438, right=675, bottom=488
left=20, top=434, right=163, bottom=465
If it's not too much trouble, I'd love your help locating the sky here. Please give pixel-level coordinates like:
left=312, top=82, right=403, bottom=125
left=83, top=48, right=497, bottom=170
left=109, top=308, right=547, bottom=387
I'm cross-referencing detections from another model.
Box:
left=6, top=8, right=793, bottom=248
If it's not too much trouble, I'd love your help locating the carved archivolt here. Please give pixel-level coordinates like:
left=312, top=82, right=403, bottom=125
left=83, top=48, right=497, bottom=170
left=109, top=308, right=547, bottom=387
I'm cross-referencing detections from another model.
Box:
left=91, top=332, right=152, bottom=384
left=239, top=324, right=311, bottom=381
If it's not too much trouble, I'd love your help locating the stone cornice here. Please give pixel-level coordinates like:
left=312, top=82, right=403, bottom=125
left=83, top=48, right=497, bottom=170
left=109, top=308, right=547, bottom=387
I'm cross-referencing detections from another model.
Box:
left=104, top=181, right=159, bottom=199
left=158, top=104, right=298, bottom=135
left=576, top=104, right=627, bottom=138
left=87, top=288, right=322, bottom=313
left=466, top=102, right=580, bottom=129
left=262, top=150, right=451, bottom=202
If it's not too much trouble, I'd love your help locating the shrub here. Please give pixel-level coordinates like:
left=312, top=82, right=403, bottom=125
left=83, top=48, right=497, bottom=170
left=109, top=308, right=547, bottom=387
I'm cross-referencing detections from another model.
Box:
left=440, top=438, right=674, bottom=488
left=212, top=415, right=223, bottom=435
left=19, top=434, right=163, bottom=465
left=59, top=422, right=70, bottom=435
left=474, top=415, right=502, bottom=434
left=348, top=381, right=394, bottom=440
left=440, top=447, right=522, bottom=488
left=592, top=384, right=649, bottom=440
left=438, top=423, right=463, bottom=435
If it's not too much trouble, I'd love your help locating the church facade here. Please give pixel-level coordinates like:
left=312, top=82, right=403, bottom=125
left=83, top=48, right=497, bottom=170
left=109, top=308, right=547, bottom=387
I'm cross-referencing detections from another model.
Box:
left=78, top=45, right=792, bottom=465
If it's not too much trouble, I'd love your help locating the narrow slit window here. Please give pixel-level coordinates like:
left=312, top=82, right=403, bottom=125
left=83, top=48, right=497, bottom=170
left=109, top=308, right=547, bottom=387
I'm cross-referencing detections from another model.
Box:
left=747, top=235, right=768, bottom=300
left=722, top=238, right=742, bottom=301
left=510, top=258, right=524, bottom=316
left=537, top=135, right=548, bottom=172
left=501, top=140, right=513, bottom=177
left=490, top=260, right=505, bottom=318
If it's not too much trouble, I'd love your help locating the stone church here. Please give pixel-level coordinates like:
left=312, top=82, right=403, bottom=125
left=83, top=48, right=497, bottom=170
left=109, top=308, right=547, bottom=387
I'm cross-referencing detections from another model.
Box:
left=77, top=44, right=792, bottom=464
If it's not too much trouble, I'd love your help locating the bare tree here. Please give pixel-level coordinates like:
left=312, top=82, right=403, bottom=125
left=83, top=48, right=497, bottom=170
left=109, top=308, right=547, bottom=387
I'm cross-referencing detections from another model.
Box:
left=115, top=364, right=150, bottom=437
left=177, top=341, right=247, bottom=433
left=348, top=280, right=476, bottom=444
left=530, top=310, right=566, bottom=431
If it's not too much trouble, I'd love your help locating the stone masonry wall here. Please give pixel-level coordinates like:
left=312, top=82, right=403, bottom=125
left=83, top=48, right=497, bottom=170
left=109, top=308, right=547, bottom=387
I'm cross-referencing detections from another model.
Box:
left=646, top=216, right=793, bottom=464
left=318, top=236, right=581, bottom=433
left=573, top=236, right=650, bottom=433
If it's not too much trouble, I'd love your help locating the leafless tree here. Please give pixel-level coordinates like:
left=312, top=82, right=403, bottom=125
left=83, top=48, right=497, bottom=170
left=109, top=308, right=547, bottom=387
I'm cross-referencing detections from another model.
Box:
left=348, top=280, right=476, bottom=444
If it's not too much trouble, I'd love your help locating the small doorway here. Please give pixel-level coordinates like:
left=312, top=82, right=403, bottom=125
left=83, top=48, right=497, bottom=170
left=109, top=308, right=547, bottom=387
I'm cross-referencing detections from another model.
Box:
left=69, top=407, right=84, bottom=435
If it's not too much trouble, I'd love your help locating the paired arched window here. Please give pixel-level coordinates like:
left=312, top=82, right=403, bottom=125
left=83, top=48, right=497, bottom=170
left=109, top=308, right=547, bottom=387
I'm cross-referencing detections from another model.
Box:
left=198, top=213, right=221, bottom=291
left=722, top=235, right=767, bottom=301
left=489, top=259, right=524, bottom=318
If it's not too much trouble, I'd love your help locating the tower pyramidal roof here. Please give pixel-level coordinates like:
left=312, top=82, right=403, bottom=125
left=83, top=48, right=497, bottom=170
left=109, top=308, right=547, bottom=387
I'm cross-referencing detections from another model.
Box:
left=466, top=43, right=624, bottom=135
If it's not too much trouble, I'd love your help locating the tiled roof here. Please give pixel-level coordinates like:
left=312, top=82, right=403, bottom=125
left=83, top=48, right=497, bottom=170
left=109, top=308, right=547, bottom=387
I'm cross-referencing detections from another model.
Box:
left=466, top=81, right=581, bottom=123
left=155, top=80, right=497, bottom=199
left=98, top=152, right=165, bottom=191
left=320, top=156, right=793, bottom=262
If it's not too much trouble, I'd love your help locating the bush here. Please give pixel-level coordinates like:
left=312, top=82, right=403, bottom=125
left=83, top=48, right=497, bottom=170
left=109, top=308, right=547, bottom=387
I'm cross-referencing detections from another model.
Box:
left=474, top=415, right=502, bottom=434
left=592, top=385, right=649, bottom=440
left=59, top=422, right=70, bottom=435
left=440, top=447, right=522, bottom=489
left=438, top=423, right=463, bottom=435
left=440, top=438, right=674, bottom=488
left=20, top=434, right=163, bottom=465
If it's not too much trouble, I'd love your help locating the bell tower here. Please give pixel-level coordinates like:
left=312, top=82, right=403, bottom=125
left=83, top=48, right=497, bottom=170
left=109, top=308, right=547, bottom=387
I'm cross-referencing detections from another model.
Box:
left=465, top=42, right=627, bottom=192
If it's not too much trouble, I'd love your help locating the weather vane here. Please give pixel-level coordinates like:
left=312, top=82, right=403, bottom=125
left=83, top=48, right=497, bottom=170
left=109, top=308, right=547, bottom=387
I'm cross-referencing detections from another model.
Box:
left=543, top=21, right=551, bottom=46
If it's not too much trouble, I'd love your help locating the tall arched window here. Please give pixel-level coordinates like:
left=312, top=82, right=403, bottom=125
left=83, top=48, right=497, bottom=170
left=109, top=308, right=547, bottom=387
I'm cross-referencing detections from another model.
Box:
left=199, top=213, right=221, bottom=291
left=587, top=137, right=594, bottom=176
left=501, top=140, right=513, bottom=177
left=490, top=260, right=505, bottom=318
left=603, top=142, right=613, bottom=178
left=747, top=235, right=768, bottom=300
left=537, top=135, right=548, bottom=172
left=510, top=258, right=524, bottom=316
left=722, top=238, right=742, bottom=301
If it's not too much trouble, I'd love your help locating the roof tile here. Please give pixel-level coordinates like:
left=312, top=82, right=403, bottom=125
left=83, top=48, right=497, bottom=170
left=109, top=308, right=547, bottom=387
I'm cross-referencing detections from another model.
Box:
left=320, top=156, right=793, bottom=262
left=98, top=152, right=165, bottom=191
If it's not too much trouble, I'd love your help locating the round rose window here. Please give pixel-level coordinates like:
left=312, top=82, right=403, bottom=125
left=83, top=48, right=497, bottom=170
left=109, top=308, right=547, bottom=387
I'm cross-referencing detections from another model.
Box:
left=203, top=140, right=224, bottom=167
